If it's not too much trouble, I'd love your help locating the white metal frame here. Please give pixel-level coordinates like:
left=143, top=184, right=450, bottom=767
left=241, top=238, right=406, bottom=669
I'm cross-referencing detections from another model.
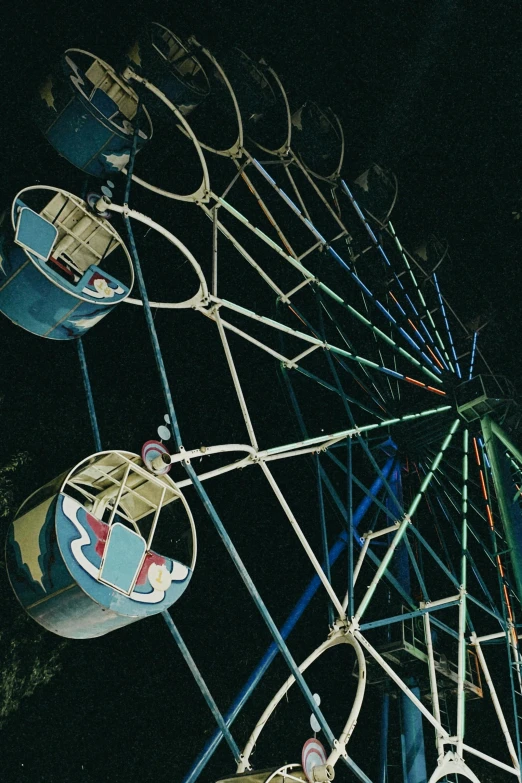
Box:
left=83, top=41, right=522, bottom=781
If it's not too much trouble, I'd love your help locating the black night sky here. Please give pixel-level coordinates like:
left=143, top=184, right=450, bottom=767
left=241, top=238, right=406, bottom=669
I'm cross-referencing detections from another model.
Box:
left=0, top=2, right=522, bottom=782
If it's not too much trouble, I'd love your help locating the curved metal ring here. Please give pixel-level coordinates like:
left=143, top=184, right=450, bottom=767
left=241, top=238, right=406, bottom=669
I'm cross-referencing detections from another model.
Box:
left=184, top=38, right=245, bottom=159
left=123, top=70, right=212, bottom=203
left=237, top=631, right=366, bottom=774
left=289, top=105, right=345, bottom=183
left=108, top=203, right=209, bottom=309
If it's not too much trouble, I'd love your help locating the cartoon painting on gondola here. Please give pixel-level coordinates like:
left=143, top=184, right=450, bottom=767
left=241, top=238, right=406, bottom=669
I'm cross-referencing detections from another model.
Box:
left=6, top=451, right=196, bottom=639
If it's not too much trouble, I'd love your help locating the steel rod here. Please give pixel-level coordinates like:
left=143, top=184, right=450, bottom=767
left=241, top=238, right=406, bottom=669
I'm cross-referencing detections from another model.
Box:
left=76, top=338, right=102, bottom=452
left=354, top=419, right=460, bottom=622
left=471, top=634, right=520, bottom=770
left=162, top=611, right=243, bottom=764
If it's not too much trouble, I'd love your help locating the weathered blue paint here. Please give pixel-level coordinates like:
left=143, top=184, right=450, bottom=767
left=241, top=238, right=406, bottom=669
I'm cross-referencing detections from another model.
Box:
left=0, top=200, right=128, bottom=340
left=6, top=488, right=192, bottom=639
left=35, top=52, right=150, bottom=178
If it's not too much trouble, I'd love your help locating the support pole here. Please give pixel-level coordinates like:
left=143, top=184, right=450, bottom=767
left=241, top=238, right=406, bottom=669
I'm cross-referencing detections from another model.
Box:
left=379, top=692, right=390, bottom=783
left=76, top=338, right=102, bottom=452
left=401, top=681, right=428, bottom=783
left=161, top=612, right=242, bottom=764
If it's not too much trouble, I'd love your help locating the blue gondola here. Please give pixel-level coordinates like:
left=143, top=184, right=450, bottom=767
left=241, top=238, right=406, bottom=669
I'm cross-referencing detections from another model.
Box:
left=0, top=186, right=133, bottom=339
left=36, top=49, right=152, bottom=177
left=353, top=164, right=398, bottom=224
left=216, top=48, right=290, bottom=153
left=6, top=450, right=196, bottom=639
left=414, top=235, right=449, bottom=275
left=291, top=102, right=344, bottom=180
left=126, top=23, right=210, bottom=117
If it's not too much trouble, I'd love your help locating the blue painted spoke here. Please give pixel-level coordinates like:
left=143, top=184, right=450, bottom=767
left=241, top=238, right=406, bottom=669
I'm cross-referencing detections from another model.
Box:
left=387, top=221, right=452, bottom=369
left=327, top=245, right=441, bottom=376
left=162, top=612, right=242, bottom=763
left=294, top=365, right=386, bottom=419
left=253, top=159, right=442, bottom=379
left=433, top=273, right=461, bottom=378
left=468, top=330, right=478, bottom=380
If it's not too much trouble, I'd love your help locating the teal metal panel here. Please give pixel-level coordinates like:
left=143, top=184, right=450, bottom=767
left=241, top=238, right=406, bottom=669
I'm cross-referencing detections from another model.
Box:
left=99, top=523, right=147, bottom=594
left=15, top=207, right=58, bottom=260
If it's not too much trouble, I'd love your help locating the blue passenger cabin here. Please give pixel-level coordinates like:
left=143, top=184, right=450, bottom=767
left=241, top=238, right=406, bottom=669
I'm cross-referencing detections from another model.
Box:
left=291, top=102, right=344, bottom=180
left=353, top=164, right=398, bottom=225
left=6, top=451, right=196, bottom=639
left=127, top=23, right=210, bottom=117
left=36, top=50, right=152, bottom=177
left=0, top=186, right=133, bottom=339
left=210, top=48, right=290, bottom=155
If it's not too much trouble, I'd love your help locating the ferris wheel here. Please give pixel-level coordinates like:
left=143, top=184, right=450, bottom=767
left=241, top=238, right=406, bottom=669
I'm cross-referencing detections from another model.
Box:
left=3, top=19, right=522, bottom=783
